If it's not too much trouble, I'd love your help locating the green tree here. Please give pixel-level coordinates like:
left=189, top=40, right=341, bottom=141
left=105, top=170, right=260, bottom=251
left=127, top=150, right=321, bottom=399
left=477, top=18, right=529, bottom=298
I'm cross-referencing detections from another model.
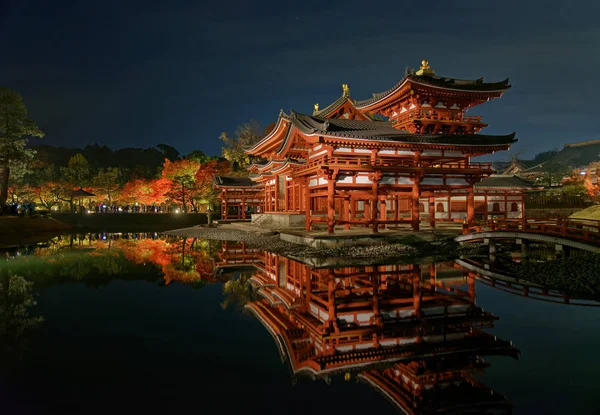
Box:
left=63, top=153, right=90, bottom=187
left=0, top=273, right=44, bottom=361
left=93, top=167, right=122, bottom=205
left=219, top=120, right=262, bottom=170
left=0, top=88, right=44, bottom=210
left=186, top=150, right=216, bottom=164
left=59, top=153, right=91, bottom=210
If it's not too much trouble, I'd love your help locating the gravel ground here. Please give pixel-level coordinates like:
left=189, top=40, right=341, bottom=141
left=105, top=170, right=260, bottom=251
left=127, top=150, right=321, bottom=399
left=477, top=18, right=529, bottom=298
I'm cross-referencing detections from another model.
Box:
left=164, top=225, right=475, bottom=259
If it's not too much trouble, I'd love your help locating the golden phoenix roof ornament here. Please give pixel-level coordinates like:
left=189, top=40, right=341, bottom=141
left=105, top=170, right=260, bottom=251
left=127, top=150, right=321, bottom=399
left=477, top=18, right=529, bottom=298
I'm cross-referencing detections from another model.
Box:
left=314, top=103, right=319, bottom=112
left=416, top=59, right=435, bottom=76
left=342, top=83, right=350, bottom=96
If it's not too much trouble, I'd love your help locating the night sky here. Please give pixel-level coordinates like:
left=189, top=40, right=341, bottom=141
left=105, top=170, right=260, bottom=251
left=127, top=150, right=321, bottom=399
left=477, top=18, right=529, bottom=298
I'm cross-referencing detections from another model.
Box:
left=2, top=0, right=599, bottom=159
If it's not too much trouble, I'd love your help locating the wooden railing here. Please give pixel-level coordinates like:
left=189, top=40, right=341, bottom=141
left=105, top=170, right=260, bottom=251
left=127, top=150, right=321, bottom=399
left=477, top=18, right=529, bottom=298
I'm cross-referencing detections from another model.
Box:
left=298, top=155, right=493, bottom=174
left=394, top=110, right=484, bottom=125
left=462, top=218, right=600, bottom=246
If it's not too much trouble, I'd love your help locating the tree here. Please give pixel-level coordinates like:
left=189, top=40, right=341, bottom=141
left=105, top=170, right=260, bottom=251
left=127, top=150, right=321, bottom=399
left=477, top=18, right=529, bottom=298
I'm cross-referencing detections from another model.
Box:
left=219, top=120, right=262, bottom=170
left=186, top=150, right=216, bottom=164
left=161, top=158, right=200, bottom=213
left=533, top=149, right=559, bottom=164
left=6, top=158, right=35, bottom=205
left=190, top=160, right=230, bottom=220
left=93, top=167, right=122, bottom=205
left=118, top=177, right=171, bottom=209
left=59, top=153, right=90, bottom=210
left=63, top=153, right=90, bottom=187
left=156, top=144, right=180, bottom=162
left=0, top=89, right=44, bottom=210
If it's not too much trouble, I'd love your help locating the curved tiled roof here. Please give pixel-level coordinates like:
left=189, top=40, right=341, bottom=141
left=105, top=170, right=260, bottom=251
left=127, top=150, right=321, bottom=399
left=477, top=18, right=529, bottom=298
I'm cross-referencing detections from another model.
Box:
left=355, top=74, right=511, bottom=108
left=213, top=175, right=260, bottom=187
left=313, top=94, right=354, bottom=117
left=475, top=175, right=538, bottom=189
left=289, top=111, right=517, bottom=146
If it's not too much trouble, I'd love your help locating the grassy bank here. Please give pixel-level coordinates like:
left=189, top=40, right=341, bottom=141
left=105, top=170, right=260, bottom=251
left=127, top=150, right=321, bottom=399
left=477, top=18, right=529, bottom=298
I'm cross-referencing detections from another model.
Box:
left=0, top=216, right=72, bottom=234
left=51, top=212, right=209, bottom=232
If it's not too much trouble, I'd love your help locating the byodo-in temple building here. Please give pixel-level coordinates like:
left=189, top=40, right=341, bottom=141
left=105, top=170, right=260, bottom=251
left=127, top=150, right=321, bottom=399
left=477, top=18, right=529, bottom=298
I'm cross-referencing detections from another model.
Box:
left=211, top=243, right=520, bottom=413
left=215, top=61, right=534, bottom=233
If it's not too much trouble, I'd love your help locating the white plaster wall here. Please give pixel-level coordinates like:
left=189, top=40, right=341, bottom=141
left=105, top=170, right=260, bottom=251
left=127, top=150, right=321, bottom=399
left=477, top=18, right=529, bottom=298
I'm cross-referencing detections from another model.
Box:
left=309, top=149, right=327, bottom=159
left=336, top=175, right=353, bottom=184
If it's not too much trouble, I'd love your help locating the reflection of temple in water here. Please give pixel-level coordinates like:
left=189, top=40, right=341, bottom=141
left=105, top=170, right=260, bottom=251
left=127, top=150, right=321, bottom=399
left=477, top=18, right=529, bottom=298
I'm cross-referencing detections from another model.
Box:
left=221, top=249, right=520, bottom=414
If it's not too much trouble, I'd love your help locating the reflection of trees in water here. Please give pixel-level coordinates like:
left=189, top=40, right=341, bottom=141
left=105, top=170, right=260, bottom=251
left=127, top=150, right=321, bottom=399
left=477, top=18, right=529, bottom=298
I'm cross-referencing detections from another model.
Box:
left=1, top=234, right=222, bottom=287
left=221, top=272, right=256, bottom=310
left=0, top=273, right=44, bottom=362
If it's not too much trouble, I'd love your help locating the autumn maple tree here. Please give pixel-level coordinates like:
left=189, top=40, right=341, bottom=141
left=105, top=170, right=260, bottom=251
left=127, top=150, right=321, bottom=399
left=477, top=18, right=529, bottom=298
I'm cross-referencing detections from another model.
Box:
left=161, top=158, right=201, bottom=213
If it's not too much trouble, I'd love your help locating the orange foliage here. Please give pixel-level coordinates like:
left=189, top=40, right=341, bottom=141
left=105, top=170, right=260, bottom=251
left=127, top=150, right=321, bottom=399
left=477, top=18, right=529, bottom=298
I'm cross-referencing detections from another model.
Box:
left=118, top=178, right=171, bottom=205
left=161, top=158, right=201, bottom=182
left=584, top=177, right=600, bottom=202
left=113, top=238, right=215, bottom=285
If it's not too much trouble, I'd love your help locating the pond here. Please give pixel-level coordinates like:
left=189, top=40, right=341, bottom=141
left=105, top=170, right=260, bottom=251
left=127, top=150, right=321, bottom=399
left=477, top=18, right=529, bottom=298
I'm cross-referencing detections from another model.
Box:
left=1, top=233, right=599, bottom=414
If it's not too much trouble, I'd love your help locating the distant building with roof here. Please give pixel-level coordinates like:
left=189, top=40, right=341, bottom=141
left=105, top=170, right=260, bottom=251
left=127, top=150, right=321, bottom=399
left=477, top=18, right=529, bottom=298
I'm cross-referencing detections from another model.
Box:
left=515, top=139, right=600, bottom=182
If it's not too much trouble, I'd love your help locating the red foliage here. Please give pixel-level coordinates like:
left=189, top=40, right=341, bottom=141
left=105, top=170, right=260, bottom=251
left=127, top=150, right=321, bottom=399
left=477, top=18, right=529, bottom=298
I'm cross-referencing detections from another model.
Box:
left=118, top=178, right=172, bottom=205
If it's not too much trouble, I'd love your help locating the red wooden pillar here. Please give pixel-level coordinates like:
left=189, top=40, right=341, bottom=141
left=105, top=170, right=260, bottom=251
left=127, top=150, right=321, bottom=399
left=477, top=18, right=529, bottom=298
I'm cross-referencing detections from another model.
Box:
left=394, top=195, right=399, bottom=223
left=371, top=172, right=382, bottom=233
left=411, top=177, right=421, bottom=231
left=304, top=178, right=311, bottom=231
left=264, top=182, right=269, bottom=213
left=467, top=184, right=475, bottom=226
left=327, top=171, right=336, bottom=234
left=484, top=191, right=489, bottom=223
left=327, top=270, right=336, bottom=332
left=274, top=176, right=279, bottom=212
left=343, top=197, right=350, bottom=230
left=412, top=264, right=421, bottom=318
left=379, top=196, right=387, bottom=230
left=241, top=196, right=246, bottom=220
left=372, top=277, right=383, bottom=328
left=504, top=190, right=508, bottom=220
left=428, top=196, right=435, bottom=228
left=223, top=200, right=228, bottom=219
left=468, top=272, right=476, bottom=302
left=305, top=267, right=312, bottom=305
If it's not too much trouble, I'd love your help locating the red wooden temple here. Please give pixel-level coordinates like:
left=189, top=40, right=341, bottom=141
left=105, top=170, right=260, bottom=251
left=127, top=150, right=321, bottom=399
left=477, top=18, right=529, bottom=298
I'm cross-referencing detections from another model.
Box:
left=213, top=176, right=263, bottom=220
left=217, top=61, right=527, bottom=232
left=242, top=252, right=518, bottom=413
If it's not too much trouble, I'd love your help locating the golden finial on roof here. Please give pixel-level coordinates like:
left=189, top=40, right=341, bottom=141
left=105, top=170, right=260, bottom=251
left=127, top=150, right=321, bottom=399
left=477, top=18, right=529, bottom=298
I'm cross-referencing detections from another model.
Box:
left=342, top=83, right=350, bottom=96
left=314, top=103, right=319, bottom=113
left=415, top=59, right=435, bottom=76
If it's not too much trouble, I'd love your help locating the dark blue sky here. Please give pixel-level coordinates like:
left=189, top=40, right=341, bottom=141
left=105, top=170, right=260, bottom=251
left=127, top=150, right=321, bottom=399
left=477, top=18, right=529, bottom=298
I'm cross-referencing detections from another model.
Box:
left=2, top=0, right=599, bottom=160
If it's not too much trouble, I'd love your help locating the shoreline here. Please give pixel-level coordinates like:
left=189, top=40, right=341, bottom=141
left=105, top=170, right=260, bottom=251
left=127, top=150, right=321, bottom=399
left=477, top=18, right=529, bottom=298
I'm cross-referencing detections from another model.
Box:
left=163, top=224, right=469, bottom=263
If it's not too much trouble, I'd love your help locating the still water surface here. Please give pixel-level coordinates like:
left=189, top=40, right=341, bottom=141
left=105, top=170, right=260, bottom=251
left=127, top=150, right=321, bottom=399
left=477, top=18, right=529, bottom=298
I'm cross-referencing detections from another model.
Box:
left=1, top=233, right=599, bottom=414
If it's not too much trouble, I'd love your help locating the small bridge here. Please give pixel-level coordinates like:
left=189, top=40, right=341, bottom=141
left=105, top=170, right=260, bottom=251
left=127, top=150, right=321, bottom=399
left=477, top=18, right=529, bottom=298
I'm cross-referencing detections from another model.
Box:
left=456, top=219, right=600, bottom=254
left=456, top=258, right=600, bottom=307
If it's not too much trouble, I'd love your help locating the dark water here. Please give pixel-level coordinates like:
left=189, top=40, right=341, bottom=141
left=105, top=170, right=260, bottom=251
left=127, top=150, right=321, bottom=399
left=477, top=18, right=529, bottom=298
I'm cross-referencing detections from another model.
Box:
left=1, top=233, right=599, bottom=415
